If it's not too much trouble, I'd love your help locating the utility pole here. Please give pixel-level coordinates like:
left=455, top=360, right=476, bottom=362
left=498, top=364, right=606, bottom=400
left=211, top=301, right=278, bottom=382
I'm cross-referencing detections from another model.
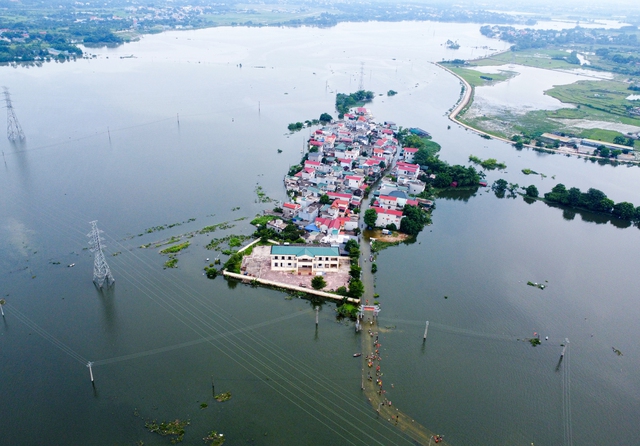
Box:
left=358, top=62, right=365, bottom=91
left=3, top=87, right=25, bottom=142
left=88, top=221, right=115, bottom=288
left=0, top=298, right=5, bottom=317
left=87, top=361, right=94, bottom=383
left=107, top=127, right=111, bottom=144
left=315, top=306, right=319, bottom=327
left=423, top=321, right=429, bottom=341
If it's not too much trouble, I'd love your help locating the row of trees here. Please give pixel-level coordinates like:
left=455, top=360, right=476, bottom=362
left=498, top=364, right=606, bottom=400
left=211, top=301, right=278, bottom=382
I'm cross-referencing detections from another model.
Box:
left=544, top=184, right=640, bottom=220
left=335, top=90, right=374, bottom=117
left=417, top=155, right=481, bottom=188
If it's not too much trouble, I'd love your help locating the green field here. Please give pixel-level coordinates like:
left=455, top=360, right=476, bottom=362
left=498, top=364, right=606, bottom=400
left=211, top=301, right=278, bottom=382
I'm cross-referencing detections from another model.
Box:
left=447, top=66, right=516, bottom=88
left=472, top=48, right=586, bottom=70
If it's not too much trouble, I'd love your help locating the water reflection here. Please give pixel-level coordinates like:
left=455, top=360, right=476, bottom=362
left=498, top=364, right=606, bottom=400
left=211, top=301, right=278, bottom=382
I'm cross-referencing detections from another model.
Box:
left=11, top=140, right=30, bottom=187
left=437, top=188, right=478, bottom=202
left=95, top=285, right=117, bottom=336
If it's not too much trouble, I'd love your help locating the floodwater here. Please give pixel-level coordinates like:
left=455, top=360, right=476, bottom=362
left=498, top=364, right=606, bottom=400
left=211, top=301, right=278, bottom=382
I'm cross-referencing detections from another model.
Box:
left=1, top=21, right=639, bottom=446
left=470, top=65, right=607, bottom=115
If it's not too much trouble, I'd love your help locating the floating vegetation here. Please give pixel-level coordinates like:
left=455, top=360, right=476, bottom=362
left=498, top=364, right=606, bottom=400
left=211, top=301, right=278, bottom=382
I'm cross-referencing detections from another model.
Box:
left=204, top=267, right=218, bottom=279
left=527, top=281, right=546, bottom=290
left=160, top=242, right=190, bottom=255
left=250, top=214, right=277, bottom=226
left=111, top=251, right=121, bottom=256
left=529, top=338, right=541, bottom=347
left=255, top=186, right=273, bottom=203
left=205, top=234, right=251, bottom=251
left=214, top=391, right=232, bottom=402
left=164, top=257, right=178, bottom=269
left=612, top=347, right=623, bottom=356
left=234, top=217, right=247, bottom=221
left=469, top=155, right=506, bottom=170
left=522, top=168, right=540, bottom=175
left=141, top=218, right=195, bottom=236
left=50, top=261, right=61, bottom=265
left=203, top=431, right=226, bottom=445
left=231, top=207, right=240, bottom=211
left=199, top=222, right=234, bottom=234
left=200, top=403, right=208, bottom=409
left=145, top=419, right=190, bottom=444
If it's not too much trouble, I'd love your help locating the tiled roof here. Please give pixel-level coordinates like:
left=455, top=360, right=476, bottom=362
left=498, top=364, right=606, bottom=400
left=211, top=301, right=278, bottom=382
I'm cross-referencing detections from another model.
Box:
left=271, top=245, right=339, bottom=257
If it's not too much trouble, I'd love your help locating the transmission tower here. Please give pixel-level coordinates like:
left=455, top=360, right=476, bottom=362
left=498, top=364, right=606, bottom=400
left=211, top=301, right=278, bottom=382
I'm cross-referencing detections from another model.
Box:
left=3, top=87, right=25, bottom=142
left=358, top=62, right=365, bottom=91
left=88, top=220, right=114, bottom=288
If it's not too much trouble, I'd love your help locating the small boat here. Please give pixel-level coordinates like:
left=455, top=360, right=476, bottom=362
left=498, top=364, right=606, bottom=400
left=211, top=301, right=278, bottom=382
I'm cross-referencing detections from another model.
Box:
left=353, top=353, right=362, bottom=357
left=68, top=263, right=75, bottom=267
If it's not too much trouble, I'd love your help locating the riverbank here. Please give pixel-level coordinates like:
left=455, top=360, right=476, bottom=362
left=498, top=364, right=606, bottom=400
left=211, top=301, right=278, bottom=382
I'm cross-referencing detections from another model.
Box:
left=436, top=62, right=639, bottom=164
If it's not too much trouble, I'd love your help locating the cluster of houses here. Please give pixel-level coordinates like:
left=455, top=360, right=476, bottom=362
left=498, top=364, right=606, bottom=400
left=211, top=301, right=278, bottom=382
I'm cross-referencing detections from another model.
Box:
left=273, top=108, right=429, bottom=245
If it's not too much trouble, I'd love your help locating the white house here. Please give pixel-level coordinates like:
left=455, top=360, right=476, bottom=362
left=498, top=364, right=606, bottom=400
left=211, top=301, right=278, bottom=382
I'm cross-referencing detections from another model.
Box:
left=372, top=206, right=403, bottom=228
left=270, top=245, right=349, bottom=273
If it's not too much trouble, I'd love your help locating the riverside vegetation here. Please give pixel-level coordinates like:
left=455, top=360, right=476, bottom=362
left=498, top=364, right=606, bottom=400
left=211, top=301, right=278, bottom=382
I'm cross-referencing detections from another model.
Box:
left=444, top=24, right=640, bottom=150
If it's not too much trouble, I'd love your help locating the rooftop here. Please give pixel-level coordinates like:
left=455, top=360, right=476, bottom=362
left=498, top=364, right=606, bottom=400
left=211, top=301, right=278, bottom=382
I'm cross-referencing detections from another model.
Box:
left=271, top=245, right=340, bottom=257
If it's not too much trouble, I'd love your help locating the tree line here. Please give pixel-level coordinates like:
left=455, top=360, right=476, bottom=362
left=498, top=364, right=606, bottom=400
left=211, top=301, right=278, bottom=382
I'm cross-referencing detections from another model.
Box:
left=544, top=184, right=640, bottom=221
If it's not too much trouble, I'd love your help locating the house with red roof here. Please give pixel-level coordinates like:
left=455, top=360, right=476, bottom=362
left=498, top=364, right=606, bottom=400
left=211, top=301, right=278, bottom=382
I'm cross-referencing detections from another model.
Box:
left=372, top=207, right=403, bottom=228
left=345, top=175, right=364, bottom=189
left=402, top=147, right=419, bottom=163
left=282, top=202, right=302, bottom=219
left=395, top=161, right=420, bottom=180
left=304, top=160, right=322, bottom=171
left=301, top=167, right=316, bottom=180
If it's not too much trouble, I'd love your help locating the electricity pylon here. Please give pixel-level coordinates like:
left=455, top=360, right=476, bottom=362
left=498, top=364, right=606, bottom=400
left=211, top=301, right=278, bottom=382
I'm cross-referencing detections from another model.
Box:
left=3, top=87, right=25, bottom=142
left=88, top=221, right=114, bottom=288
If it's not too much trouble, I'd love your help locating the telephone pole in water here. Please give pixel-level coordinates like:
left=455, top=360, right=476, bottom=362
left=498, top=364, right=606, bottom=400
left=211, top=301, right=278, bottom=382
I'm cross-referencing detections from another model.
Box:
left=3, top=87, right=25, bottom=142
left=88, top=220, right=114, bottom=288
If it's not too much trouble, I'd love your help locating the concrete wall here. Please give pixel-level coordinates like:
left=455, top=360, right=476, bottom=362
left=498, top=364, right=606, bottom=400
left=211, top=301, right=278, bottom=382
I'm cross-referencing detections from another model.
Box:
left=222, top=270, right=360, bottom=304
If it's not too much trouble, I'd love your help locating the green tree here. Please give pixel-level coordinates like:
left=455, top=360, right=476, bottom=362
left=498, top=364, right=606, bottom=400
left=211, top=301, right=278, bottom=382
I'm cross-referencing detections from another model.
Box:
left=567, top=187, right=582, bottom=206
left=364, top=208, right=378, bottom=228
left=492, top=179, right=508, bottom=192
left=348, top=279, right=365, bottom=298
left=613, top=202, right=636, bottom=220
left=344, top=239, right=360, bottom=253
left=399, top=205, right=429, bottom=236
left=311, top=275, right=327, bottom=290
left=319, top=194, right=331, bottom=205
left=349, top=265, right=362, bottom=279
left=525, top=185, right=539, bottom=198
left=319, top=113, right=333, bottom=123
left=613, top=135, right=626, bottom=145
left=599, top=147, right=610, bottom=158
left=433, top=172, right=452, bottom=188
left=514, top=141, right=524, bottom=149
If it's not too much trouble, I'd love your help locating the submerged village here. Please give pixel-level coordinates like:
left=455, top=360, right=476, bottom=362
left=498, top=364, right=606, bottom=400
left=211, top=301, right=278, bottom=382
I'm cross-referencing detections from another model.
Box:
left=223, top=105, right=446, bottom=306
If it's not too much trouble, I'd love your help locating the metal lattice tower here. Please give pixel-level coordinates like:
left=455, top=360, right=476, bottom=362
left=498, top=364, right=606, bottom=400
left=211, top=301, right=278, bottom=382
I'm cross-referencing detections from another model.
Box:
left=3, top=87, right=25, bottom=142
left=88, top=220, right=114, bottom=288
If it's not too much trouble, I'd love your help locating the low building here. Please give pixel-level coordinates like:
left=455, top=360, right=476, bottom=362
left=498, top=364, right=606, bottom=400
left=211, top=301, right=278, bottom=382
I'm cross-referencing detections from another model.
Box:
left=266, top=219, right=288, bottom=233
left=372, top=206, right=403, bottom=228
left=270, top=245, right=349, bottom=273
left=283, top=202, right=302, bottom=219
